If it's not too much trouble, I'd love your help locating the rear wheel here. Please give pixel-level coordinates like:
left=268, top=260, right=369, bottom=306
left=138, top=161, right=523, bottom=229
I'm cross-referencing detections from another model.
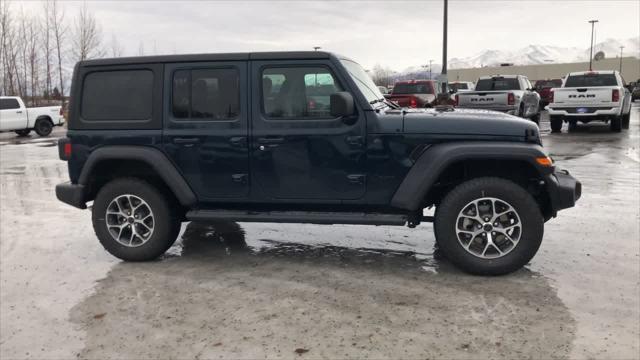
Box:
left=610, top=116, right=622, bottom=132
left=92, top=178, right=181, bottom=261
left=434, top=177, right=544, bottom=275
left=34, top=118, right=53, bottom=136
left=622, top=112, right=630, bottom=129
left=550, top=116, right=563, bottom=133
left=14, top=129, right=31, bottom=137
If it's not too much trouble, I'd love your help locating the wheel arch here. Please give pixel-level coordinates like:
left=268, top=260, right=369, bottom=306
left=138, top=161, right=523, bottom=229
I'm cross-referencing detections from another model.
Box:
left=79, top=146, right=197, bottom=208
left=390, top=142, right=553, bottom=218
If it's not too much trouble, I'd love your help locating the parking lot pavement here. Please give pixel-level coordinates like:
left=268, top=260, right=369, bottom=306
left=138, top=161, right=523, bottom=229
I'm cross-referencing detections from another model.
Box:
left=1, top=105, right=638, bottom=359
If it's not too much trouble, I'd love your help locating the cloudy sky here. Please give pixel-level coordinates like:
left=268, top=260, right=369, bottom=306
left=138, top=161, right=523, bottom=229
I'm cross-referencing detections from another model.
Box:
left=18, top=0, right=640, bottom=70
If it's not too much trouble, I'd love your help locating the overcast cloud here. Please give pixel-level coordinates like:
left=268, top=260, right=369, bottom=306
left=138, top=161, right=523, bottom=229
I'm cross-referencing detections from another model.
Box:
left=18, top=0, right=640, bottom=70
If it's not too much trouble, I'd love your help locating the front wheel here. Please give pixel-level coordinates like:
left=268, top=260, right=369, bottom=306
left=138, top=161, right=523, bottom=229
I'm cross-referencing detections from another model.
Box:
left=92, top=178, right=181, bottom=261
left=434, top=177, right=544, bottom=275
left=15, top=129, right=31, bottom=137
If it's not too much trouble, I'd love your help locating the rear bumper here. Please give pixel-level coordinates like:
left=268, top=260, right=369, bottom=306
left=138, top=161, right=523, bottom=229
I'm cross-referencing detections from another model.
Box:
left=55, top=182, right=86, bottom=209
left=547, top=106, right=621, bottom=117
left=545, top=168, right=581, bottom=214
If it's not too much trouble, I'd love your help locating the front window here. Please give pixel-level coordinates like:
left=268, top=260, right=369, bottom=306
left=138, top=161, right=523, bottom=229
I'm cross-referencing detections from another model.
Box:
left=340, top=59, right=383, bottom=104
left=475, top=77, right=520, bottom=91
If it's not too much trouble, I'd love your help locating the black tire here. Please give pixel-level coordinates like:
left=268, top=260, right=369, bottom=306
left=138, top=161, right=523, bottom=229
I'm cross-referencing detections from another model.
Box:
left=531, top=112, right=540, bottom=125
left=434, top=177, right=544, bottom=275
left=518, top=103, right=525, bottom=118
left=622, top=112, right=630, bottom=129
left=610, top=116, right=622, bottom=132
left=92, top=178, right=181, bottom=261
left=550, top=115, right=563, bottom=133
left=14, top=129, right=31, bottom=137
left=34, top=118, right=53, bottom=136
left=568, top=120, right=578, bottom=132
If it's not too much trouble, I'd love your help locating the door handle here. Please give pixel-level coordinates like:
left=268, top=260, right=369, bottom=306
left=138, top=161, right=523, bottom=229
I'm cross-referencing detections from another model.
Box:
left=173, top=137, right=200, bottom=145
left=347, top=174, right=366, bottom=184
left=231, top=174, right=248, bottom=184
left=346, top=136, right=364, bottom=147
left=16, top=111, right=23, bottom=114
left=229, top=137, right=246, bottom=147
left=257, top=137, right=284, bottom=145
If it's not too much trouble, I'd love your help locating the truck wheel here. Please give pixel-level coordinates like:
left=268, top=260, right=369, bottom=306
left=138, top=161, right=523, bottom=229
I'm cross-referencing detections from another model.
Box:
left=550, top=116, right=563, bottom=133
left=14, top=129, right=31, bottom=137
left=531, top=112, right=540, bottom=125
left=34, top=118, right=53, bottom=136
left=434, top=177, right=544, bottom=275
left=92, top=178, right=180, bottom=261
left=622, top=112, right=630, bottom=129
left=610, top=116, right=622, bottom=132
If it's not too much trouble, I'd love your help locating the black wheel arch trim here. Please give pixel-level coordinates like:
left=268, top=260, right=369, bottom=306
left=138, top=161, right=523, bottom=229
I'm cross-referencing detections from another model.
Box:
left=78, top=145, right=197, bottom=207
left=390, top=141, right=552, bottom=211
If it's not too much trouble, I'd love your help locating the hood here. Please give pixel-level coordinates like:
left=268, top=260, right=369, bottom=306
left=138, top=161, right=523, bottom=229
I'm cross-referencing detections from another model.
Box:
left=399, top=107, right=539, bottom=139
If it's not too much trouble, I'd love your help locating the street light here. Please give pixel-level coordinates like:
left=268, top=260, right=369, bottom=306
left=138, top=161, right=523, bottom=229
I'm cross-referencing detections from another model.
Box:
left=441, top=0, right=448, bottom=93
left=429, top=59, right=433, bottom=80
left=619, top=46, right=624, bottom=73
left=588, top=19, right=598, bottom=71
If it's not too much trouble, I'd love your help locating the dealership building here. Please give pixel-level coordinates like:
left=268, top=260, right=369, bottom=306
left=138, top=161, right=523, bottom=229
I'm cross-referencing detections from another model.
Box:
left=448, top=57, right=640, bottom=83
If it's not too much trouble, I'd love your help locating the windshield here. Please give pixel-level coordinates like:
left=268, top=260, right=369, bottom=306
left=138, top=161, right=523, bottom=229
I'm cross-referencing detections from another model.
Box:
left=564, top=74, right=617, bottom=87
left=340, top=59, right=384, bottom=104
left=450, top=83, right=469, bottom=91
left=475, top=78, right=520, bottom=91
left=392, top=82, right=434, bottom=94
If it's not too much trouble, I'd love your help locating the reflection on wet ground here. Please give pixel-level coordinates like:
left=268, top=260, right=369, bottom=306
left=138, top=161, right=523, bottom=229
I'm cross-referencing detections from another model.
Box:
left=1, top=108, right=639, bottom=359
left=68, top=221, right=575, bottom=359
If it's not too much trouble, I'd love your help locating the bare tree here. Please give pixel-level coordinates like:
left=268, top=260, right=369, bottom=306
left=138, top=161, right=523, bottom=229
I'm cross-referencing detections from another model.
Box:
left=109, top=34, right=123, bottom=57
left=25, top=16, right=41, bottom=105
left=50, top=0, right=67, bottom=98
left=72, top=1, right=103, bottom=62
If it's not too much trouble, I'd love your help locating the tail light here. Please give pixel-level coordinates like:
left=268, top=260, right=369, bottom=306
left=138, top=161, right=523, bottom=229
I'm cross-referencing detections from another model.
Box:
left=507, top=92, right=515, bottom=105
left=454, top=94, right=459, bottom=106
left=549, top=90, right=554, bottom=104
left=59, top=107, right=63, bottom=116
left=410, top=97, right=417, bottom=108
left=612, top=89, right=619, bottom=102
left=58, top=138, right=72, bottom=161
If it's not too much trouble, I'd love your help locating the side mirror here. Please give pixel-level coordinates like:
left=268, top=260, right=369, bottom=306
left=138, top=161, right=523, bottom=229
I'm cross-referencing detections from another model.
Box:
left=330, top=92, right=355, bottom=118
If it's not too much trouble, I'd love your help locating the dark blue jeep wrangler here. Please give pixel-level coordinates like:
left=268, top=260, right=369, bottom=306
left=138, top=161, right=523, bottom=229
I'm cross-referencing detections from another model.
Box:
left=56, top=51, right=580, bottom=275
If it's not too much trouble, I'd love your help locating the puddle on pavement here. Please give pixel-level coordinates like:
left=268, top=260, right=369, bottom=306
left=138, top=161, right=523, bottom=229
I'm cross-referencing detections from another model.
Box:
left=69, top=221, right=576, bottom=359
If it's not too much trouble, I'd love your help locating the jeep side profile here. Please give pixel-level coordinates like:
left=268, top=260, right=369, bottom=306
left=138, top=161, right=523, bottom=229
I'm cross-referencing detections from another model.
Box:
left=55, top=52, right=581, bottom=275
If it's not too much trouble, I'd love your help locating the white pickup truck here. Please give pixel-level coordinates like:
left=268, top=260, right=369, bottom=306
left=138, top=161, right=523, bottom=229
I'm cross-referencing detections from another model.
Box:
left=547, top=71, right=632, bottom=132
left=453, top=75, right=541, bottom=124
left=0, top=96, right=65, bottom=137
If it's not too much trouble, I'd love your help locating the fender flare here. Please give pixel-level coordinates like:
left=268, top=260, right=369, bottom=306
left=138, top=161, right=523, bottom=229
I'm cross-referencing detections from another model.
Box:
left=390, top=141, right=550, bottom=211
left=78, top=145, right=197, bottom=207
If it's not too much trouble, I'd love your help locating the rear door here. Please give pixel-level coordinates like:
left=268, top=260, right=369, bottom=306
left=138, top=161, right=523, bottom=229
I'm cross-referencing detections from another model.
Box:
left=249, top=60, right=367, bottom=201
left=0, top=98, right=26, bottom=131
left=163, top=62, right=250, bottom=200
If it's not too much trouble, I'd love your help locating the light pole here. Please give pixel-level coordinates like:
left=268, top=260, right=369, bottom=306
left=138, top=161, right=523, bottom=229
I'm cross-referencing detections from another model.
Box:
left=588, top=19, right=598, bottom=70
left=441, top=0, right=448, bottom=93
left=619, top=46, right=624, bottom=73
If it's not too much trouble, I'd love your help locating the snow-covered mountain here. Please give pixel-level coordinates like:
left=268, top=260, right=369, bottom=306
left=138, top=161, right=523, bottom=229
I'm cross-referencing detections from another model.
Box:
left=448, top=37, right=639, bottom=69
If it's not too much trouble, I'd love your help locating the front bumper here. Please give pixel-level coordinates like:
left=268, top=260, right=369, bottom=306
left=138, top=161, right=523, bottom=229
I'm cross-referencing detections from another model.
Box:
left=55, top=182, right=86, bottom=209
left=545, top=168, right=581, bottom=214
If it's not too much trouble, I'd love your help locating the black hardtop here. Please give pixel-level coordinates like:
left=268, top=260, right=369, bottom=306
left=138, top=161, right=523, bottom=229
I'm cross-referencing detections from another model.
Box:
left=79, top=51, right=344, bottom=67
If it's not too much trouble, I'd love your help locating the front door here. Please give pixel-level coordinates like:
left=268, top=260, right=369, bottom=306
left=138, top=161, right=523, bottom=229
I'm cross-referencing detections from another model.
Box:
left=163, top=62, right=249, bottom=200
left=0, top=98, right=25, bottom=131
left=250, top=60, right=366, bottom=201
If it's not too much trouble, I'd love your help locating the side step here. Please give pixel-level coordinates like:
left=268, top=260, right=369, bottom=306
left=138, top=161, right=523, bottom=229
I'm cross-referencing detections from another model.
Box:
left=186, top=210, right=408, bottom=226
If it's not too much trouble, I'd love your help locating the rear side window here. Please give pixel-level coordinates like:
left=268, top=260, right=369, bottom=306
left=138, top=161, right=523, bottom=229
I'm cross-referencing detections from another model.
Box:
left=172, top=68, right=240, bottom=120
left=475, top=78, right=520, bottom=91
left=0, top=98, right=20, bottom=110
left=81, top=70, right=153, bottom=120
left=450, top=83, right=468, bottom=91
left=564, top=74, right=617, bottom=87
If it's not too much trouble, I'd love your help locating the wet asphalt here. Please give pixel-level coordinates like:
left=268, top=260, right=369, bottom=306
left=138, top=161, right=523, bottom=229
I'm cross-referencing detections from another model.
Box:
left=1, top=106, right=639, bottom=359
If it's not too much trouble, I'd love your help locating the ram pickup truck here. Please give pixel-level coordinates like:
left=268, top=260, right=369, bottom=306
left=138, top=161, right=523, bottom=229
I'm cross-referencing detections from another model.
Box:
left=454, top=75, right=541, bottom=123
left=386, top=80, right=437, bottom=108
left=0, top=96, right=64, bottom=136
left=548, top=71, right=632, bottom=132
left=55, top=51, right=580, bottom=275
